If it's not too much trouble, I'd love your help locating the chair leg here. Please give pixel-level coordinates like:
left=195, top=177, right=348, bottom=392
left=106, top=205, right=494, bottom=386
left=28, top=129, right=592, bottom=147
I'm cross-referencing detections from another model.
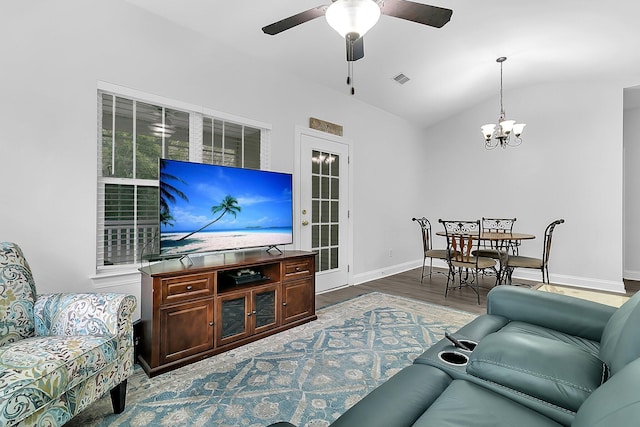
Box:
left=506, top=267, right=514, bottom=286
left=110, top=379, right=128, bottom=414
left=429, top=257, right=434, bottom=278
left=445, top=267, right=454, bottom=298
left=421, top=257, right=426, bottom=284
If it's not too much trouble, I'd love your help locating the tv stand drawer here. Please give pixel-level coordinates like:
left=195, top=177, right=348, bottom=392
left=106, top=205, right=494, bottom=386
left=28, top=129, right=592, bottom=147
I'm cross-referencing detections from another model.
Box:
left=161, top=273, right=214, bottom=304
left=284, top=259, right=313, bottom=279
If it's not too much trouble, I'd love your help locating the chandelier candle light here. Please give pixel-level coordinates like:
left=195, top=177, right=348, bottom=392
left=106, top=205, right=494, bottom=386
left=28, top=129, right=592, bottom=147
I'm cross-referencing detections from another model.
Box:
left=481, top=57, right=526, bottom=149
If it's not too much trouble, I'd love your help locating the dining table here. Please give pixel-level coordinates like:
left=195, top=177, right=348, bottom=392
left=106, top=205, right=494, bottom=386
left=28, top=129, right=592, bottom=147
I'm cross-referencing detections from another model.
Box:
left=435, top=231, right=535, bottom=244
left=435, top=230, right=536, bottom=284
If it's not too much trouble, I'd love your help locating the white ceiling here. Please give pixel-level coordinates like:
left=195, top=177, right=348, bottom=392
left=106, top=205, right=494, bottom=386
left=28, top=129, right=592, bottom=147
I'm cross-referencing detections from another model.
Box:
left=125, top=0, right=640, bottom=127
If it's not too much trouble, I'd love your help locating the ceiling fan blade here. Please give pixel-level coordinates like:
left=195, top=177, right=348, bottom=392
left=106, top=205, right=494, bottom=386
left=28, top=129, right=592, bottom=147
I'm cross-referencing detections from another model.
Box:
left=346, top=35, right=364, bottom=62
left=262, top=5, right=328, bottom=35
left=380, top=0, right=453, bottom=28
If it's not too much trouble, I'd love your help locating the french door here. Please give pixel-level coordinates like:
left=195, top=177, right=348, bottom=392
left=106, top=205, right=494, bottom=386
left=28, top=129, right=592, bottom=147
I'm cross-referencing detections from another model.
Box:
left=296, top=128, right=350, bottom=292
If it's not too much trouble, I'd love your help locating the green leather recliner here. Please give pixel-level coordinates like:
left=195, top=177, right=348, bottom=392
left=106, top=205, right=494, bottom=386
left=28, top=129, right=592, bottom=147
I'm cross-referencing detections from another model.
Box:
left=267, top=286, right=640, bottom=427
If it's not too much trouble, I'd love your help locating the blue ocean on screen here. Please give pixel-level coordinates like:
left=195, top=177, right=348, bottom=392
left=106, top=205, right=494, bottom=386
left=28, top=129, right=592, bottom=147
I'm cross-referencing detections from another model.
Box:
left=159, top=159, right=294, bottom=255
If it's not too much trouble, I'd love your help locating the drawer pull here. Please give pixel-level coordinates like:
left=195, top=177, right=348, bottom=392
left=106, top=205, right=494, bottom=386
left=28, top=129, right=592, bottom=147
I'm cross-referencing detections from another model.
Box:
left=295, top=266, right=301, bottom=272
left=186, top=285, right=193, bottom=291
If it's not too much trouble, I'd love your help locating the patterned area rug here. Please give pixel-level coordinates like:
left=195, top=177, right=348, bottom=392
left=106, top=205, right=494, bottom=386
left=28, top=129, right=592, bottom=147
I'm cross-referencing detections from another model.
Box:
left=68, top=292, right=477, bottom=427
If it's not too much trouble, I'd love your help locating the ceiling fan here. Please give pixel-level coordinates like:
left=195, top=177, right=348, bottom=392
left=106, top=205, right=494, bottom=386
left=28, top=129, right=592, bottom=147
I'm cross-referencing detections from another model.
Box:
left=262, top=0, right=453, bottom=93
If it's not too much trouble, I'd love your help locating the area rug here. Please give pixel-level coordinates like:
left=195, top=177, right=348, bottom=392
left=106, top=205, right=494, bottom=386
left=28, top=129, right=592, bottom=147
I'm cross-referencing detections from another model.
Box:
left=67, top=292, right=477, bottom=427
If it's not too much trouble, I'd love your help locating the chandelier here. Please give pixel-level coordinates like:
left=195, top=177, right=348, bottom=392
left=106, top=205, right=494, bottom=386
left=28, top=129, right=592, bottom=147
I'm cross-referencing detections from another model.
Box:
left=481, top=57, right=526, bottom=150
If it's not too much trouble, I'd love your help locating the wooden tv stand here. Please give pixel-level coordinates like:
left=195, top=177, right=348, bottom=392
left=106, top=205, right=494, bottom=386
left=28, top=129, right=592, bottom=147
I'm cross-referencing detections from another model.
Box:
left=138, top=250, right=316, bottom=377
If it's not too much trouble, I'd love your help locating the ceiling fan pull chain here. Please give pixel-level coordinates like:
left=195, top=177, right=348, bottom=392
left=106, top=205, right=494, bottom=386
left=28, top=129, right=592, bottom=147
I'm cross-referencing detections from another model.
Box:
left=347, top=60, right=355, bottom=95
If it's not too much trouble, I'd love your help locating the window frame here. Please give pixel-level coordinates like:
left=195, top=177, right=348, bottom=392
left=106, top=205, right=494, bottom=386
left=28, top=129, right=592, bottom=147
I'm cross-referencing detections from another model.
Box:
left=96, top=81, right=272, bottom=274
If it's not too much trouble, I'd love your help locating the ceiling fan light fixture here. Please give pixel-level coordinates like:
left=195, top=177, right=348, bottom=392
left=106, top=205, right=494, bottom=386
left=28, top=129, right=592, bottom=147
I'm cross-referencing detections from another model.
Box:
left=325, top=0, right=381, bottom=38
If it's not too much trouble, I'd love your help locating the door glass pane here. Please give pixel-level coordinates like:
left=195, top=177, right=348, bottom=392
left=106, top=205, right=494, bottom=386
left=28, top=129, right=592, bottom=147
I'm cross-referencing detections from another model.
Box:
left=330, top=247, right=338, bottom=269
left=312, top=151, right=321, bottom=174
left=312, top=175, right=319, bottom=199
left=311, top=150, right=340, bottom=273
left=221, top=297, right=246, bottom=339
left=320, top=248, right=329, bottom=271
left=255, top=290, right=276, bottom=328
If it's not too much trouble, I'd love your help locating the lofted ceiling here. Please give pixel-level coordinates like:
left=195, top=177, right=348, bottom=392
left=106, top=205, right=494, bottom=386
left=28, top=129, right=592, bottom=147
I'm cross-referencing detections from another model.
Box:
left=124, top=0, right=640, bottom=128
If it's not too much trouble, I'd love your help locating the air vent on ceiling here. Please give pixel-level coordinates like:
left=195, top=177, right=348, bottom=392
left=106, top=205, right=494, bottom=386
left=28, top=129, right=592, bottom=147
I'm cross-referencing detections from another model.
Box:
left=393, top=73, right=410, bottom=85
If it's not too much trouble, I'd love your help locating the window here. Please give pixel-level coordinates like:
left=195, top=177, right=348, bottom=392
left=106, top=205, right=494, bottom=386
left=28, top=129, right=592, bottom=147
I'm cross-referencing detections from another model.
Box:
left=97, top=87, right=270, bottom=270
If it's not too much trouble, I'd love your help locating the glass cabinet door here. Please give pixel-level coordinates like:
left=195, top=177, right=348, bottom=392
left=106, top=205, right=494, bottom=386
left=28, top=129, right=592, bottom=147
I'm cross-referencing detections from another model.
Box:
left=216, top=285, right=280, bottom=346
left=254, top=287, right=278, bottom=333
left=218, top=294, right=250, bottom=345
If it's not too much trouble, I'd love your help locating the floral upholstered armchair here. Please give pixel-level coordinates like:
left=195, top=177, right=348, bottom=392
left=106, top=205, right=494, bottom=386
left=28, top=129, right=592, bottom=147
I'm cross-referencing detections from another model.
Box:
left=0, top=242, right=136, bottom=426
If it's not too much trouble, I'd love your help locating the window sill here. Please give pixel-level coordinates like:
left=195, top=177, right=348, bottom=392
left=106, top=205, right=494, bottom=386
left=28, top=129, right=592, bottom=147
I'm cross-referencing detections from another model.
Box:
left=90, top=266, right=141, bottom=289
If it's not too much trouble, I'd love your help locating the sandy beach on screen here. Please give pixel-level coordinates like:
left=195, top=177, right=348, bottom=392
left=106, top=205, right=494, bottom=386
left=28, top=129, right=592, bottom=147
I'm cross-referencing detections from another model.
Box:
left=160, top=231, right=291, bottom=255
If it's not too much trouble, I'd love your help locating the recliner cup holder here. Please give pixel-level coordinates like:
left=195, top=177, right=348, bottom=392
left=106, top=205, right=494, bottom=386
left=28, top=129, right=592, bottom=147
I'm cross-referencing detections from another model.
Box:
left=458, top=340, right=477, bottom=352
left=438, top=350, right=469, bottom=366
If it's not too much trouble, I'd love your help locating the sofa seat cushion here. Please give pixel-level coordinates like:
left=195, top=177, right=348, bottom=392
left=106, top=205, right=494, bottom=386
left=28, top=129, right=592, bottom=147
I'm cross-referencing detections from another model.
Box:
left=0, top=334, right=117, bottom=424
left=500, top=321, right=600, bottom=355
left=330, top=364, right=452, bottom=427
left=412, top=380, right=563, bottom=427
left=467, top=332, right=607, bottom=412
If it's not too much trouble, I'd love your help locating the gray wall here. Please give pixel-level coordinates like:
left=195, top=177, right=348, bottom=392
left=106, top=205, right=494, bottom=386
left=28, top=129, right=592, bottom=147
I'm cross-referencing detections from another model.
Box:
left=0, top=1, right=634, bottom=321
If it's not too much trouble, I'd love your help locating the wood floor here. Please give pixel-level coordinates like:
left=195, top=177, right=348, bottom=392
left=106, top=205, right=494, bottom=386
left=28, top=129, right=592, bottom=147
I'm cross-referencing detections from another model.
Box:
left=315, top=266, right=640, bottom=314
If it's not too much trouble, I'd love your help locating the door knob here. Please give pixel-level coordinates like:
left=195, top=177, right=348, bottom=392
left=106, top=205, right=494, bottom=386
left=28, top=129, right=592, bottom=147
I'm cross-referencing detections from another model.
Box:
left=302, top=220, right=309, bottom=226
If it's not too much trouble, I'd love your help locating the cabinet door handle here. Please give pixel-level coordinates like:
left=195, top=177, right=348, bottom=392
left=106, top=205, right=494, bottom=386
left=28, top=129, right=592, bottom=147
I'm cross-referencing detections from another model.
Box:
left=186, top=285, right=193, bottom=291
left=247, top=312, right=252, bottom=316
left=209, top=322, right=214, bottom=326
left=282, top=302, right=287, bottom=306
left=252, top=310, right=257, bottom=315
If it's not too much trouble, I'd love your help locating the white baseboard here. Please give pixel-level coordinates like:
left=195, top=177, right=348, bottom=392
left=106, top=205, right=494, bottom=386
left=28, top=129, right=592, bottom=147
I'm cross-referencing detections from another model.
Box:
left=353, top=259, right=627, bottom=294
left=352, top=259, right=432, bottom=285
left=624, top=269, right=640, bottom=281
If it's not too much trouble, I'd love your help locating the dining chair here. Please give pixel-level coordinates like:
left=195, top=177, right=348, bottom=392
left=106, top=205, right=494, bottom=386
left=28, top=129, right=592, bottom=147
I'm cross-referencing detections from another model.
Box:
left=505, top=219, right=565, bottom=285
left=474, top=217, right=517, bottom=257
left=439, top=219, right=497, bottom=304
left=412, top=217, right=448, bottom=283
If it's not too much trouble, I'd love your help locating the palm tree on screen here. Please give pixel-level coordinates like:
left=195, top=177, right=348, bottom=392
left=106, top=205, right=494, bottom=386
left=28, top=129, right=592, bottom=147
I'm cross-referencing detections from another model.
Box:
left=159, top=170, right=189, bottom=227
left=178, top=195, right=241, bottom=241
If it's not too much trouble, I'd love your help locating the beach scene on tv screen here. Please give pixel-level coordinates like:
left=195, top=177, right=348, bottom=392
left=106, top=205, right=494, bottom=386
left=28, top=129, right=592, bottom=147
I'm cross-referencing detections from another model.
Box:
left=160, top=160, right=293, bottom=255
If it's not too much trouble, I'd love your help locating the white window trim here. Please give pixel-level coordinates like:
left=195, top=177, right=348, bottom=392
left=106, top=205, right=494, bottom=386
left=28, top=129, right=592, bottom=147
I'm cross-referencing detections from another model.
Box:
left=97, top=81, right=272, bottom=131
left=94, top=81, right=273, bottom=281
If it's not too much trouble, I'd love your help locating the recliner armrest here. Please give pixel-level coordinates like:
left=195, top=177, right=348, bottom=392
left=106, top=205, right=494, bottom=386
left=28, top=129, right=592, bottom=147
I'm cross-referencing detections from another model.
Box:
left=486, top=286, right=616, bottom=341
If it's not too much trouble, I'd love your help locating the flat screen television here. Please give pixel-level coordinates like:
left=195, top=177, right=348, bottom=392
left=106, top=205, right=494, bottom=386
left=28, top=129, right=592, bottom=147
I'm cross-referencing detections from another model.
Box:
left=159, top=159, right=293, bottom=256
